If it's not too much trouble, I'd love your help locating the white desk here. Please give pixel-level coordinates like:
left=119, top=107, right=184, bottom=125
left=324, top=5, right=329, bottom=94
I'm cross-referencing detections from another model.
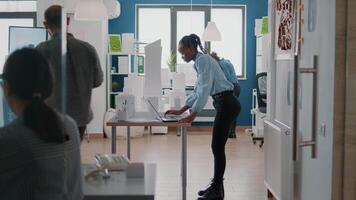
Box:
left=83, top=163, right=156, bottom=200
left=106, top=119, right=191, bottom=200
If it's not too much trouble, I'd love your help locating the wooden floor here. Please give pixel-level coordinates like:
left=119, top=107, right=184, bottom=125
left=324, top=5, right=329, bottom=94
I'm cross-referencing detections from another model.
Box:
left=81, top=130, right=268, bottom=200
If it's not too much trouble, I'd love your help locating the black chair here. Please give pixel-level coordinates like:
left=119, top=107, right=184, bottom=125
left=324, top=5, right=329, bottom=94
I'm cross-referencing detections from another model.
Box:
left=253, top=72, right=267, bottom=147
left=256, top=72, right=267, bottom=113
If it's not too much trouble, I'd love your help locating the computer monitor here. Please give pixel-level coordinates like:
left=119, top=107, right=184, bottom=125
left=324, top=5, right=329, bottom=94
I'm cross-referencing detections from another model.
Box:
left=8, top=26, right=48, bottom=54
left=2, top=26, right=48, bottom=74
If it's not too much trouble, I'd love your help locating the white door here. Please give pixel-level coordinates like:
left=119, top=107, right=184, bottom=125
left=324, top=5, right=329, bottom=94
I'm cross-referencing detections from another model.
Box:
left=264, top=0, right=336, bottom=199
left=293, top=0, right=335, bottom=199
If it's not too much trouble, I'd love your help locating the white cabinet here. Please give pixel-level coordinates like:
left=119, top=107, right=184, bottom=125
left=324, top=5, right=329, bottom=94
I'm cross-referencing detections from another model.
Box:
left=255, top=18, right=268, bottom=74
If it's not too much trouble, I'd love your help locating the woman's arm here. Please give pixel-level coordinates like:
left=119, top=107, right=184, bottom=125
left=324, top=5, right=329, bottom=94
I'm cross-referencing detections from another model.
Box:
left=179, top=57, right=214, bottom=123
left=189, top=58, right=214, bottom=113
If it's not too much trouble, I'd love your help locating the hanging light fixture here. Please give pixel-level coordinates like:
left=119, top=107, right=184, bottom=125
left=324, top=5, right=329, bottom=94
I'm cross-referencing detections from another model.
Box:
left=74, top=0, right=108, bottom=21
left=103, top=0, right=121, bottom=19
left=202, top=0, right=222, bottom=41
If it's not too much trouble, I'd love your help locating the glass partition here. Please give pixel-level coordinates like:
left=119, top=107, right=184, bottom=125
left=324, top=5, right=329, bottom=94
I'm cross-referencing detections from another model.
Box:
left=0, top=5, right=67, bottom=127
left=0, top=18, right=34, bottom=70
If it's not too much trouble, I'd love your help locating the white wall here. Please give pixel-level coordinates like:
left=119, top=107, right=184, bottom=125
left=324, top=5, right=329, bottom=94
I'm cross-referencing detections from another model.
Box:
left=37, top=0, right=108, bottom=134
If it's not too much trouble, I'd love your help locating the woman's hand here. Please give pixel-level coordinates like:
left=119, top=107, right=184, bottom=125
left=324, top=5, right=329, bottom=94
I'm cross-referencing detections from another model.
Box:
left=165, top=110, right=182, bottom=116
left=165, top=105, right=191, bottom=116
left=179, top=112, right=198, bottom=123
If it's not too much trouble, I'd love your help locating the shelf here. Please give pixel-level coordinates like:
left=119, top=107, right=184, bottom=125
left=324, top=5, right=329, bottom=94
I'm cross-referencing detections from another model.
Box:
left=111, top=73, right=128, bottom=75
left=110, top=92, right=120, bottom=95
left=108, top=52, right=132, bottom=56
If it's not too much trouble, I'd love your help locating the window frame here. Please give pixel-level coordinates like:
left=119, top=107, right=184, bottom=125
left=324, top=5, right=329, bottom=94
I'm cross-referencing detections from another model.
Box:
left=136, top=4, right=247, bottom=80
left=0, top=12, right=37, bottom=25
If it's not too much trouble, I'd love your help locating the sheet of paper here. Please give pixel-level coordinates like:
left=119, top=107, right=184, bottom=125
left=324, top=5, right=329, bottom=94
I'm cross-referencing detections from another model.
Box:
left=144, top=40, right=162, bottom=97
left=255, top=19, right=262, bottom=36
left=256, top=37, right=263, bottom=56
left=122, top=33, right=135, bottom=54
left=118, top=56, right=129, bottom=74
left=262, top=16, right=269, bottom=34
left=109, top=34, right=122, bottom=52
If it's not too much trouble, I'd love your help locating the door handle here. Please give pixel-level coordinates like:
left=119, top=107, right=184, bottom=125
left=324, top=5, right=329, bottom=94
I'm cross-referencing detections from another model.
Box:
left=293, top=55, right=318, bottom=161
left=287, top=72, right=291, bottom=106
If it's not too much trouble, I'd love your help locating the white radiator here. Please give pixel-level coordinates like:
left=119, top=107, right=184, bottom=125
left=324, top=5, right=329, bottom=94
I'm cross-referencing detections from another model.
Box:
left=264, top=120, right=293, bottom=200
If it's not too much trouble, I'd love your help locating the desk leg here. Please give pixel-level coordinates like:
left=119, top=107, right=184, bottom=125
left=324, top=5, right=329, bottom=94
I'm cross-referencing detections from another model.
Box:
left=127, top=126, right=131, bottom=159
left=112, top=126, right=116, bottom=154
left=177, top=127, right=181, bottom=136
left=181, top=127, right=187, bottom=200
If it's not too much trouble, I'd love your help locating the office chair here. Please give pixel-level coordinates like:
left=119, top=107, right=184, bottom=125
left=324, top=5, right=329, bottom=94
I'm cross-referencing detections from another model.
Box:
left=256, top=72, right=267, bottom=113
left=252, top=72, right=267, bottom=147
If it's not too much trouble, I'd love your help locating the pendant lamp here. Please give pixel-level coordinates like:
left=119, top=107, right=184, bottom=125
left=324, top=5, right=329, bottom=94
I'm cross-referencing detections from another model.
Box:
left=103, top=0, right=121, bottom=19
left=202, top=0, right=222, bottom=41
left=74, top=0, right=108, bottom=21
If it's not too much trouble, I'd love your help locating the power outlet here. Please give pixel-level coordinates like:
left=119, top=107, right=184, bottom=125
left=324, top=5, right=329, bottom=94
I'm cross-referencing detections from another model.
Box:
left=320, top=123, right=326, bottom=137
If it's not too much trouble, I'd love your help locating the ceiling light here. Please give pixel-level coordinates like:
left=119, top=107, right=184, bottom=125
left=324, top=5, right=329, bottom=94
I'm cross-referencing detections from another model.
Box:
left=202, top=0, right=222, bottom=41
left=202, top=22, right=222, bottom=41
left=103, top=0, right=121, bottom=19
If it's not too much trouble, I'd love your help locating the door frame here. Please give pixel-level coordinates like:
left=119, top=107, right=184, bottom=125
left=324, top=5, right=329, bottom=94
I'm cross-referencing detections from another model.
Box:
left=343, top=0, right=356, bottom=197
left=332, top=0, right=356, bottom=199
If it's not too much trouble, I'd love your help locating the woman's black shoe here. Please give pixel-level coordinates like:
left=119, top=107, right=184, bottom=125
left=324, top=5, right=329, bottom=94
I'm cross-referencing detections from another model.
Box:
left=198, top=179, right=213, bottom=196
left=197, top=180, right=224, bottom=200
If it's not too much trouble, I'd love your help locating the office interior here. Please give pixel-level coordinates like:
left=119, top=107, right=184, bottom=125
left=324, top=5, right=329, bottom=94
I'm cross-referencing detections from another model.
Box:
left=0, top=0, right=355, bottom=200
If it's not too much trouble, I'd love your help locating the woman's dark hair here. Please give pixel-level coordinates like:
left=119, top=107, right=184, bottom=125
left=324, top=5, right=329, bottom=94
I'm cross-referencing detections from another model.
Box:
left=3, top=48, right=69, bottom=143
left=179, top=34, right=206, bottom=53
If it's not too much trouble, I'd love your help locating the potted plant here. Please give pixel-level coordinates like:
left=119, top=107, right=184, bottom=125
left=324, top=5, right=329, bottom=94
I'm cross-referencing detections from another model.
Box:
left=167, top=51, right=177, bottom=73
left=112, top=81, right=120, bottom=92
left=167, top=51, right=177, bottom=88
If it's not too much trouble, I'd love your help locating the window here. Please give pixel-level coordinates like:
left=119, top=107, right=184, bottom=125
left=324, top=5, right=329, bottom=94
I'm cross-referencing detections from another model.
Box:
left=211, top=8, right=245, bottom=77
left=176, top=11, right=205, bottom=64
left=0, top=1, right=37, bottom=12
left=137, top=8, right=171, bottom=69
left=137, top=5, right=246, bottom=79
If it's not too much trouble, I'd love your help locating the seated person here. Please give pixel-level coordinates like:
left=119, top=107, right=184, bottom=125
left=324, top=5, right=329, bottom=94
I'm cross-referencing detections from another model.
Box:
left=0, top=48, right=83, bottom=200
left=211, top=52, right=241, bottom=138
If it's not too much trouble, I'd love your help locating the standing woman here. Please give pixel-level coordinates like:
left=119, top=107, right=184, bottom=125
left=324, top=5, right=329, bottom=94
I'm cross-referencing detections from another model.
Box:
left=165, top=34, right=241, bottom=200
left=0, top=48, right=82, bottom=200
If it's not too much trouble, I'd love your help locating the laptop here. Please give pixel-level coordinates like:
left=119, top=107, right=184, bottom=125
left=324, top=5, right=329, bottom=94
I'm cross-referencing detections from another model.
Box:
left=145, top=99, right=181, bottom=122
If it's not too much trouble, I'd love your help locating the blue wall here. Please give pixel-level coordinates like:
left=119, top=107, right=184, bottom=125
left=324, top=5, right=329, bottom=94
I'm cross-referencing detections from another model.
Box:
left=109, top=0, right=268, bottom=126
